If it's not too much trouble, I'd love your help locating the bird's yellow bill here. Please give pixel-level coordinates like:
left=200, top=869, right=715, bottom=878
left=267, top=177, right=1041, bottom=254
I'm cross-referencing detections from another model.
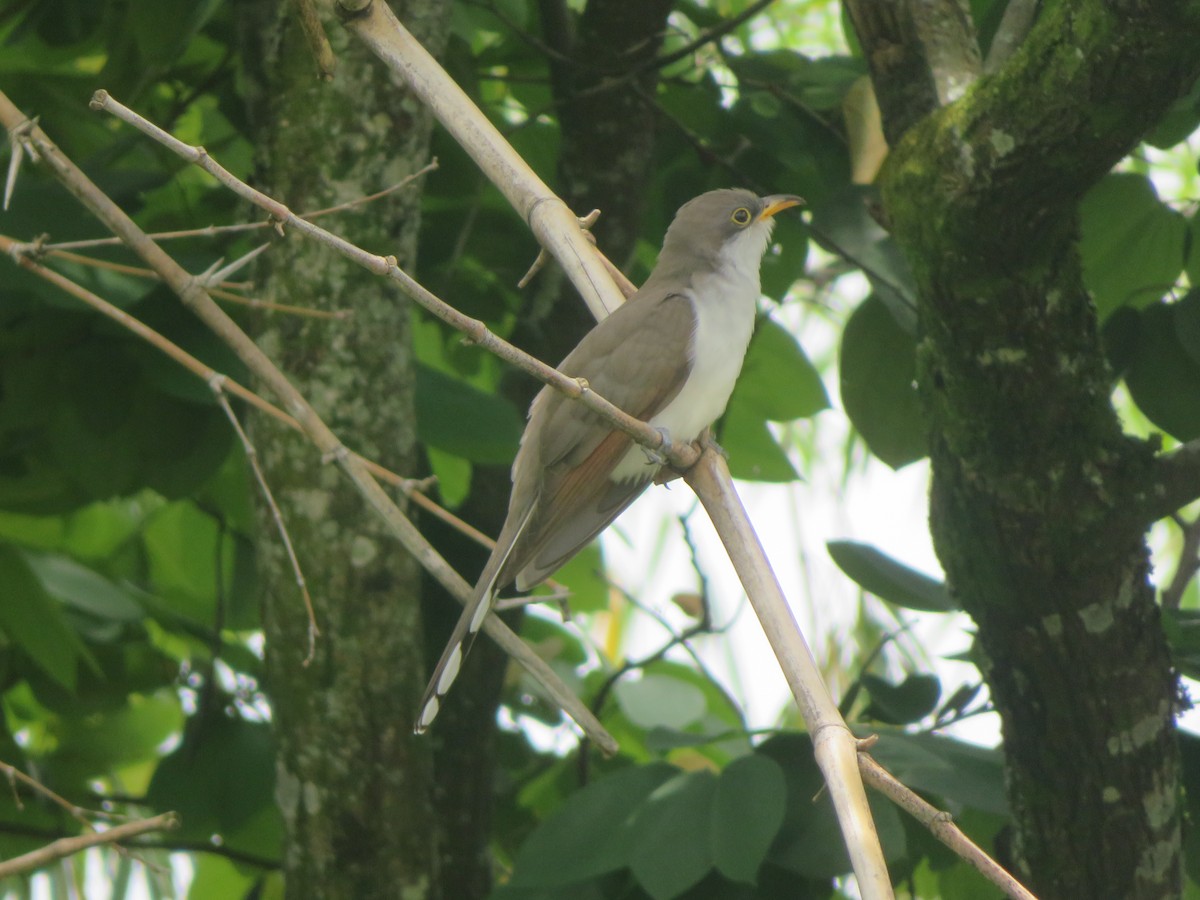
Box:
left=759, top=195, right=804, bottom=220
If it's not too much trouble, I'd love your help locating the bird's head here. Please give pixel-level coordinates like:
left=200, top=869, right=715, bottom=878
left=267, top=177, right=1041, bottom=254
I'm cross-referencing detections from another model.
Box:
left=660, top=188, right=803, bottom=274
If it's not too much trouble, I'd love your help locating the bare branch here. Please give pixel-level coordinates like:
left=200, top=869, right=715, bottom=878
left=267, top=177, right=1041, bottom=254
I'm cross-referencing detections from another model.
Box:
left=0, top=812, right=180, bottom=880
left=843, top=0, right=981, bottom=144
left=984, top=0, right=1040, bottom=74
left=41, top=159, right=437, bottom=252
left=0, top=91, right=618, bottom=756
left=210, top=377, right=320, bottom=663
left=1146, top=438, right=1200, bottom=524
left=858, top=753, right=1036, bottom=900
left=1162, top=514, right=1200, bottom=611
left=337, top=0, right=628, bottom=321
left=1, top=759, right=96, bottom=830
left=0, top=232, right=494, bottom=585
left=684, top=450, right=893, bottom=897
left=88, top=89, right=695, bottom=474
left=292, top=0, right=337, bottom=80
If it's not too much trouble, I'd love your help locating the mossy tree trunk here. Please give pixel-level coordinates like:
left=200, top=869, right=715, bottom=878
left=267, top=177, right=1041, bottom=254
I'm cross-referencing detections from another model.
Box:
left=244, top=0, right=450, bottom=896
left=849, top=1, right=1200, bottom=896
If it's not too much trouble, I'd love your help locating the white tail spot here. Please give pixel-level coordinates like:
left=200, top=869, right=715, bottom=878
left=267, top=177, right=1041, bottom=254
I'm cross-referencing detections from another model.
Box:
left=469, top=596, right=492, bottom=633
left=436, top=643, right=463, bottom=695
left=416, top=696, right=439, bottom=731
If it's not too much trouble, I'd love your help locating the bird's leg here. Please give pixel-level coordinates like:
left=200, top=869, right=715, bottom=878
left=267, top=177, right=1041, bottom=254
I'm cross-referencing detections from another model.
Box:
left=641, top=426, right=674, bottom=466
left=697, top=426, right=729, bottom=459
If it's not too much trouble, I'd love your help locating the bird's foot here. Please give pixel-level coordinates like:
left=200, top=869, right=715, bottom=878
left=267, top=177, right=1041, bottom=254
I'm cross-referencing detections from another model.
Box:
left=642, top=427, right=674, bottom=466
left=700, top=431, right=729, bottom=459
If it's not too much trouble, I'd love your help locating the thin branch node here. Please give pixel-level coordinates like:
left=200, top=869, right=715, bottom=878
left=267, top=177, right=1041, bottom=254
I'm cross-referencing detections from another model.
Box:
left=516, top=248, right=550, bottom=288
left=321, top=444, right=351, bottom=465
left=401, top=474, right=439, bottom=494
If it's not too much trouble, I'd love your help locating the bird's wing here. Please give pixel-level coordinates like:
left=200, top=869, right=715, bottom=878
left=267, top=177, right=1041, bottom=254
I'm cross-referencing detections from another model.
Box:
left=415, top=290, right=695, bottom=732
left=534, top=290, right=696, bottom=469
left=502, top=290, right=697, bottom=590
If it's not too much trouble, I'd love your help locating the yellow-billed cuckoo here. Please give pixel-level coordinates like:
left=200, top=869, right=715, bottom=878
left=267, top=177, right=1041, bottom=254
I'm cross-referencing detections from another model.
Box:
left=416, top=188, right=802, bottom=732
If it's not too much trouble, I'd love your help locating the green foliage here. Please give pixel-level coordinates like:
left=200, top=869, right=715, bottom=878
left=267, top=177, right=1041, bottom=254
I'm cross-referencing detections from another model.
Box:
left=839, top=296, right=927, bottom=468
left=2, top=0, right=1199, bottom=896
left=723, top=317, right=829, bottom=480
left=1123, top=290, right=1200, bottom=441
left=1080, top=173, right=1187, bottom=319
left=827, top=540, right=956, bottom=612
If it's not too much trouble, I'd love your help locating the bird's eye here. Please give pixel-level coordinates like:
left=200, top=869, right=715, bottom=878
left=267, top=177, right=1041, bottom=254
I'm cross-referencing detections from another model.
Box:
left=731, top=207, right=753, bottom=226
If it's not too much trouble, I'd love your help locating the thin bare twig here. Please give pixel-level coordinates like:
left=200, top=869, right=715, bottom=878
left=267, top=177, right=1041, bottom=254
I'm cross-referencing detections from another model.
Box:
left=858, top=753, right=1037, bottom=900
left=88, top=89, right=698, bottom=475
left=0, top=812, right=180, bottom=880
left=0, top=232, right=488, bottom=567
left=0, top=91, right=617, bottom=755
left=340, top=2, right=627, bottom=321
left=292, top=0, right=337, bottom=80
left=211, top=377, right=320, bottom=663
left=1162, top=513, right=1200, bottom=610
left=0, top=760, right=96, bottom=830
left=40, top=159, right=438, bottom=252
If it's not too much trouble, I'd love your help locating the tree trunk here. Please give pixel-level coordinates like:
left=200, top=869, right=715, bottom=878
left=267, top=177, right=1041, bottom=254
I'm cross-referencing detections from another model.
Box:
left=853, top=1, right=1200, bottom=896
left=244, top=1, right=449, bottom=895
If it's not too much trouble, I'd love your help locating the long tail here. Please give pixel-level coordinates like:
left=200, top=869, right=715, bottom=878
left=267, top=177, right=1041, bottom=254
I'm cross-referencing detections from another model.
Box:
left=413, top=573, right=498, bottom=732
left=413, top=503, right=536, bottom=733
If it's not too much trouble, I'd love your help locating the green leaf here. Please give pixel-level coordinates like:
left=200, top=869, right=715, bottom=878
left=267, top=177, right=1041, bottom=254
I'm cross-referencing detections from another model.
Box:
left=719, top=318, right=827, bottom=482
left=760, top=214, right=811, bottom=300
left=1163, top=609, right=1200, bottom=680
left=0, top=546, right=84, bottom=691
left=720, top=404, right=799, bottom=482
left=1146, top=76, right=1200, bottom=150
left=127, top=0, right=223, bottom=68
left=826, top=540, right=956, bottom=611
left=1176, top=288, right=1200, bottom=366
left=758, top=733, right=907, bottom=879
left=710, top=754, right=787, bottom=885
left=519, top=613, right=588, bottom=669
left=839, top=295, right=928, bottom=469
left=187, top=855, right=262, bottom=900
left=142, top=500, right=237, bottom=624
left=615, top=673, right=708, bottom=730
left=424, top=446, right=473, bottom=509
left=629, top=771, right=717, bottom=900
left=1080, top=173, right=1186, bottom=318
left=508, top=763, right=678, bottom=887
left=24, top=553, right=144, bottom=622
left=869, top=730, right=1009, bottom=816
left=861, top=673, right=941, bottom=725
left=147, top=715, right=278, bottom=838
left=1125, top=299, right=1200, bottom=441
left=546, top=541, right=607, bottom=613
left=1188, top=215, right=1200, bottom=289
left=415, top=364, right=523, bottom=464
left=730, top=318, right=829, bottom=422
left=52, top=691, right=184, bottom=786
left=809, top=186, right=918, bottom=331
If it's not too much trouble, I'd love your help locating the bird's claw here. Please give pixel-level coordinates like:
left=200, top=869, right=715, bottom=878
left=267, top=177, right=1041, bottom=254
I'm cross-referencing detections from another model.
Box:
left=702, top=433, right=729, bottom=459
left=642, top=427, right=673, bottom=465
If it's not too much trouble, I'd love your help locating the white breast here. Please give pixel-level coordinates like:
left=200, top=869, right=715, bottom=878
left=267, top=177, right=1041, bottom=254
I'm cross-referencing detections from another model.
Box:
left=609, top=232, right=763, bottom=482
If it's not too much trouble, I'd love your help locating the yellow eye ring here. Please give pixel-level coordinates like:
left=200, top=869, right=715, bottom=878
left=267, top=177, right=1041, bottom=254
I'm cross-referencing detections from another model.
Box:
left=731, top=207, right=753, bottom=226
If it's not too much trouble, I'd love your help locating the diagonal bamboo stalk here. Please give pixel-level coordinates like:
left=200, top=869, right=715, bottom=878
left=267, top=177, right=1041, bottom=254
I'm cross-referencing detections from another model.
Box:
left=334, top=3, right=894, bottom=895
